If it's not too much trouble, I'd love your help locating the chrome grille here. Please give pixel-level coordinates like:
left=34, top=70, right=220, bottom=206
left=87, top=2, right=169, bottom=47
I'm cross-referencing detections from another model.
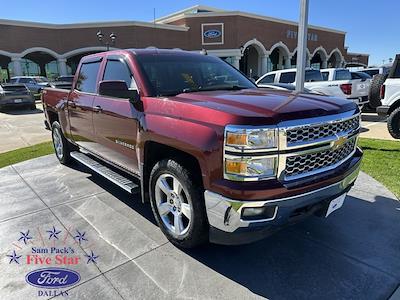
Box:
left=285, top=137, right=356, bottom=179
left=286, top=115, right=360, bottom=145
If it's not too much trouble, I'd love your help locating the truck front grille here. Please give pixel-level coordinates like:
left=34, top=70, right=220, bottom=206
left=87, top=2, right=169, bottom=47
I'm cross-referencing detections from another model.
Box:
left=286, top=115, right=360, bottom=146
left=285, top=137, right=356, bottom=179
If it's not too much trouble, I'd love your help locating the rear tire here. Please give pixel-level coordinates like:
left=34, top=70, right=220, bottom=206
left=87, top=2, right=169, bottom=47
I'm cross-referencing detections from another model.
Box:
left=51, top=121, right=73, bottom=165
left=30, top=103, right=36, bottom=110
left=387, top=107, right=400, bottom=139
left=368, top=74, right=387, bottom=108
left=149, top=159, right=208, bottom=248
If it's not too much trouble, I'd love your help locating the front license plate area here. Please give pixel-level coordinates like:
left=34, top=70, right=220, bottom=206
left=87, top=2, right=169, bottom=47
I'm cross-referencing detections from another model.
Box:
left=326, top=193, right=347, bottom=217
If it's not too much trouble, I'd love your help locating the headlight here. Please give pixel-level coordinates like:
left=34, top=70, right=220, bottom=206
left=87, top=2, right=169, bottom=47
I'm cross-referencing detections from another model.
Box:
left=225, top=127, right=277, bottom=150
left=225, top=156, right=277, bottom=179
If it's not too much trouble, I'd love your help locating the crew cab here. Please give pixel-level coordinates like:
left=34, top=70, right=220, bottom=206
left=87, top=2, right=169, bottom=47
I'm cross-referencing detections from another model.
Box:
left=377, top=54, right=400, bottom=139
left=42, top=49, right=363, bottom=247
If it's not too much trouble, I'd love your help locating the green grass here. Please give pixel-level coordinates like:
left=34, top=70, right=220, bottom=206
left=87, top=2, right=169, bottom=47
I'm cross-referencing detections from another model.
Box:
left=0, top=138, right=398, bottom=199
left=359, top=138, right=400, bottom=199
left=0, top=141, right=53, bottom=169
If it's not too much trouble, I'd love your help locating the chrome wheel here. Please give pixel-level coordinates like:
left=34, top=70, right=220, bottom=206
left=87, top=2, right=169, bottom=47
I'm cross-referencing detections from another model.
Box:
left=155, top=174, right=192, bottom=237
left=52, top=127, right=64, bottom=160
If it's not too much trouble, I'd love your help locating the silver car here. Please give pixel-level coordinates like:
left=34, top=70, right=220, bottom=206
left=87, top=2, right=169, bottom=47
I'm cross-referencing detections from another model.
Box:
left=10, top=76, right=50, bottom=98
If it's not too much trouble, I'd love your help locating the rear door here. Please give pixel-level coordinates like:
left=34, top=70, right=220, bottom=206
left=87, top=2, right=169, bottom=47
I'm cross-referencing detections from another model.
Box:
left=91, top=55, right=140, bottom=174
left=68, top=57, right=102, bottom=151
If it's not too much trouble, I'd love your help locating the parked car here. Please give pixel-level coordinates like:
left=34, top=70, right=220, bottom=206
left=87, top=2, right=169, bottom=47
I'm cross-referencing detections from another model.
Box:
left=257, top=82, right=326, bottom=95
left=10, top=76, right=50, bottom=98
left=359, top=67, right=391, bottom=109
left=48, top=81, right=73, bottom=90
left=377, top=54, right=400, bottom=139
left=257, top=68, right=365, bottom=106
left=0, top=83, right=35, bottom=110
left=42, top=49, right=362, bottom=248
left=55, top=75, right=74, bottom=83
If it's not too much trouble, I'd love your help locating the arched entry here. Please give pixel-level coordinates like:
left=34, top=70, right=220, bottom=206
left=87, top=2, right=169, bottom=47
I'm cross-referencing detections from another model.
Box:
left=269, top=42, right=291, bottom=71
left=328, top=49, right=344, bottom=68
left=20, top=48, right=59, bottom=80
left=239, top=39, right=267, bottom=80
left=311, top=47, right=328, bottom=69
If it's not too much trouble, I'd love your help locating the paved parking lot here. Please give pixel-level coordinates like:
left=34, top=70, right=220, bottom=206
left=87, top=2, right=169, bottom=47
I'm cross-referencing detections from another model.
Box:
left=0, top=103, right=50, bottom=153
left=360, top=113, right=396, bottom=141
left=0, top=155, right=399, bottom=299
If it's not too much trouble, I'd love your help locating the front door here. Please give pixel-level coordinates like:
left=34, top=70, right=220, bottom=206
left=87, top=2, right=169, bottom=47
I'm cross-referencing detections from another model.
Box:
left=92, top=56, right=140, bottom=174
left=68, top=58, right=102, bottom=152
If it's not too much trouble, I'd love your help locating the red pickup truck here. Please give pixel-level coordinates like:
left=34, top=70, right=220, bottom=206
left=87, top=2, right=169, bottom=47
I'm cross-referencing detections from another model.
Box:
left=42, top=49, right=363, bottom=248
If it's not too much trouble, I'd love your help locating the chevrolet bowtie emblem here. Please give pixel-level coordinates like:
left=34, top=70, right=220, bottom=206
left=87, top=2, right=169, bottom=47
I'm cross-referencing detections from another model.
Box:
left=332, top=136, right=347, bottom=150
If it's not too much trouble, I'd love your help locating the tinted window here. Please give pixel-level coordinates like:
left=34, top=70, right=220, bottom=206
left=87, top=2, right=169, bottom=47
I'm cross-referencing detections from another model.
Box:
left=258, top=74, right=275, bottom=84
left=321, top=72, right=329, bottom=81
left=136, top=54, right=255, bottom=97
left=352, top=72, right=371, bottom=80
left=76, top=61, right=101, bottom=93
left=19, top=78, right=31, bottom=83
left=279, top=72, right=296, bottom=83
left=9, top=78, right=17, bottom=83
left=103, top=59, right=135, bottom=88
left=305, top=70, right=323, bottom=82
left=335, top=70, right=352, bottom=81
left=390, top=63, right=400, bottom=79
left=351, top=72, right=361, bottom=79
left=362, top=70, right=379, bottom=77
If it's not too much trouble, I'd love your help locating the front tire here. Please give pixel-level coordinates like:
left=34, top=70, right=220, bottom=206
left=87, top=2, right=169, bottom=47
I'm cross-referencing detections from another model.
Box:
left=149, top=159, right=208, bottom=248
left=387, top=107, right=400, bottom=139
left=51, top=121, right=73, bottom=164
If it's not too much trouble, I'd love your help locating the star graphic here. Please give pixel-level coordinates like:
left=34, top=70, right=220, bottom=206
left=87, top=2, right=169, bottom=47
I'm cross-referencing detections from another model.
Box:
left=46, top=226, right=61, bottom=240
left=18, top=230, right=33, bottom=245
left=6, top=250, right=22, bottom=264
left=74, top=230, right=88, bottom=245
left=84, top=250, right=99, bottom=264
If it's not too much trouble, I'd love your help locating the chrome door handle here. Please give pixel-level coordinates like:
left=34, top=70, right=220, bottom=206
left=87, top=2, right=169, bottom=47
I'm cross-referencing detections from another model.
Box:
left=93, top=105, right=103, bottom=113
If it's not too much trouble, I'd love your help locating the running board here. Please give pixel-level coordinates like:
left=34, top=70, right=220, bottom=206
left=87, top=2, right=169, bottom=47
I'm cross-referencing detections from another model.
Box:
left=70, top=151, right=139, bottom=194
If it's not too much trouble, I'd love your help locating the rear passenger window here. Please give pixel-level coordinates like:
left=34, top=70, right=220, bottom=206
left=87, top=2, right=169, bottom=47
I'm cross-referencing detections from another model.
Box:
left=258, top=74, right=275, bottom=84
left=103, top=59, right=136, bottom=88
left=321, top=72, right=329, bottom=81
left=335, top=70, right=352, bottom=81
left=279, top=72, right=296, bottom=83
left=305, top=70, right=323, bottom=82
left=75, top=61, right=101, bottom=93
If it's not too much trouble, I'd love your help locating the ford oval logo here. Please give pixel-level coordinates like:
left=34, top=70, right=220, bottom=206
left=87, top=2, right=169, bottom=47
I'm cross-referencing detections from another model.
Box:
left=203, top=29, right=221, bottom=38
left=25, top=268, right=80, bottom=289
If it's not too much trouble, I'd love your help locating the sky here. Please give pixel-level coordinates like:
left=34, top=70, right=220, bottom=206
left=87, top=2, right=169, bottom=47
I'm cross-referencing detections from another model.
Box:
left=0, top=0, right=398, bottom=65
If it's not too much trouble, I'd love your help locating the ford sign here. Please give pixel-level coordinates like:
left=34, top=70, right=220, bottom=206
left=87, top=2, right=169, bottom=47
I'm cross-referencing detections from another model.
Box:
left=26, top=268, right=80, bottom=289
left=203, top=29, right=221, bottom=39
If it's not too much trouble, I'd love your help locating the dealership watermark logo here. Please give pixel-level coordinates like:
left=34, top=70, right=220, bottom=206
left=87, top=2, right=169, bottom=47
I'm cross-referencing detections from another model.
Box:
left=4, top=226, right=99, bottom=297
left=203, top=29, right=222, bottom=39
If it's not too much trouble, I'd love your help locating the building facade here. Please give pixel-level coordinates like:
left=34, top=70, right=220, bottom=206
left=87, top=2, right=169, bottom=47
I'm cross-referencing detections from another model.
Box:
left=0, top=5, right=369, bottom=81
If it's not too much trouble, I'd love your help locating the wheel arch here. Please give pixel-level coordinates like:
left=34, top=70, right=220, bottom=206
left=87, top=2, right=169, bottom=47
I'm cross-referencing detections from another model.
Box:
left=388, top=99, right=400, bottom=115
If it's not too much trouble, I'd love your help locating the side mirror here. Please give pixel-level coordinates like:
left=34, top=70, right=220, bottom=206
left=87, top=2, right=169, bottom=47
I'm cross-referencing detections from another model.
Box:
left=99, top=80, right=139, bottom=103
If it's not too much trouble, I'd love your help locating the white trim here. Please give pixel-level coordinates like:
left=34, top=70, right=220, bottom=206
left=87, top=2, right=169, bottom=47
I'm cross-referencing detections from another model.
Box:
left=0, top=19, right=189, bottom=31
left=0, top=50, right=13, bottom=58
left=157, top=11, right=346, bottom=35
left=20, top=47, right=60, bottom=59
left=155, top=5, right=225, bottom=23
left=311, top=46, right=328, bottom=60
left=328, top=48, right=345, bottom=62
left=242, top=38, right=268, bottom=56
left=347, top=52, right=369, bottom=57
left=201, top=23, right=224, bottom=45
left=269, top=41, right=291, bottom=57
left=291, top=47, right=311, bottom=58
left=62, top=46, right=117, bottom=58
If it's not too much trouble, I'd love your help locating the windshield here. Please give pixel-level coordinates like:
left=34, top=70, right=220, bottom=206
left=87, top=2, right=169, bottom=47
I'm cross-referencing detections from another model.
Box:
left=136, top=53, right=256, bottom=97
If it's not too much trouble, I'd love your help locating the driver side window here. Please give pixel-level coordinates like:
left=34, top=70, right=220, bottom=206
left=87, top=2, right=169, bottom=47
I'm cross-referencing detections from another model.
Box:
left=103, top=59, right=137, bottom=90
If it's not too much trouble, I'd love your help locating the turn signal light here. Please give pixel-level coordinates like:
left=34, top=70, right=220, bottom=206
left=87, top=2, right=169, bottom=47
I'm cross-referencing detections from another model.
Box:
left=225, top=160, right=247, bottom=174
left=226, top=132, right=247, bottom=146
left=380, top=84, right=386, bottom=99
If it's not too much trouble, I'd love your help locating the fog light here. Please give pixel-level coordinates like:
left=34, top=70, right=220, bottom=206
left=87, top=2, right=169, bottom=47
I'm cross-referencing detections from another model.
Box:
left=241, top=206, right=277, bottom=221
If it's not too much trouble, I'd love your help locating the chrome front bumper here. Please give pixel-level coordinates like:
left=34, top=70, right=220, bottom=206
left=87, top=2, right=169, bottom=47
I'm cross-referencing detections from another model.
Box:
left=205, top=154, right=361, bottom=235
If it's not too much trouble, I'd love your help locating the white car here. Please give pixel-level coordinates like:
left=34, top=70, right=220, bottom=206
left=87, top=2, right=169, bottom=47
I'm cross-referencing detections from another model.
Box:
left=377, top=55, right=400, bottom=139
left=256, top=68, right=364, bottom=106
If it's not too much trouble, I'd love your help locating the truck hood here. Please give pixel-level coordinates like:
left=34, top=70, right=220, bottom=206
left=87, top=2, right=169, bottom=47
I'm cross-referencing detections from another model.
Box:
left=168, top=88, right=357, bottom=124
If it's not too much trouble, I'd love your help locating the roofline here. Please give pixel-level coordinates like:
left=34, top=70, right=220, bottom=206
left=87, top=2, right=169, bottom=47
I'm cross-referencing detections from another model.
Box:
left=157, top=10, right=346, bottom=35
left=347, top=52, right=370, bottom=57
left=155, top=5, right=226, bottom=22
left=0, top=19, right=189, bottom=31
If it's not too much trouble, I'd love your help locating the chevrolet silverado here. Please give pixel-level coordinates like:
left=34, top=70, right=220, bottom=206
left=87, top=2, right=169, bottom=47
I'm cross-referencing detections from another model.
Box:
left=42, top=49, right=363, bottom=248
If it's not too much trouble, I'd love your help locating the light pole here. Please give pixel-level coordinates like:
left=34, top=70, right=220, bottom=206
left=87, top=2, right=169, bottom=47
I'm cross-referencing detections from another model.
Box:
left=295, top=0, right=309, bottom=92
left=96, top=31, right=117, bottom=51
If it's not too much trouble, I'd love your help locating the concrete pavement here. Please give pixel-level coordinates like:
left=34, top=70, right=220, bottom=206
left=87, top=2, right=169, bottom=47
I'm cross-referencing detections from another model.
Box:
left=360, top=113, right=396, bottom=141
left=0, top=155, right=399, bottom=299
left=0, top=103, right=50, bottom=153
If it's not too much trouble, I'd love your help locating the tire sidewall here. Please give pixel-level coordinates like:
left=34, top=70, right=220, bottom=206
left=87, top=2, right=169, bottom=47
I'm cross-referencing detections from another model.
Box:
left=149, top=159, right=208, bottom=248
left=51, top=121, right=71, bottom=164
left=388, top=108, right=400, bottom=139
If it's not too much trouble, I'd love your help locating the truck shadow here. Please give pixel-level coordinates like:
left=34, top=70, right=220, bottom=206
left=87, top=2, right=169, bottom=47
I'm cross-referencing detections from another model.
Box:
left=0, top=106, right=43, bottom=115
left=71, top=161, right=400, bottom=299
